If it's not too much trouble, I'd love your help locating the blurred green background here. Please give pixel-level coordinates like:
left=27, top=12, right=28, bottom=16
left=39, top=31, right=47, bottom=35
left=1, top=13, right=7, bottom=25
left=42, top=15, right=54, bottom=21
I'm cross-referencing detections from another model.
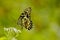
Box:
left=0, top=0, right=60, bottom=40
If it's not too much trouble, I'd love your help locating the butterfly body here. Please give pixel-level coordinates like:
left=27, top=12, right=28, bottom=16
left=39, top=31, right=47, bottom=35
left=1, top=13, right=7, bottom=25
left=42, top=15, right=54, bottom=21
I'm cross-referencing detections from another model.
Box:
left=17, top=7, right=33, bottom=30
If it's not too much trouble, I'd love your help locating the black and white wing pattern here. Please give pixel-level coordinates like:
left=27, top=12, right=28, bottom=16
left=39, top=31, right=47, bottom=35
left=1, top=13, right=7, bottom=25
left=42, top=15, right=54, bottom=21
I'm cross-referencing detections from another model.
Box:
left=17, top=7, right=33, bottom=30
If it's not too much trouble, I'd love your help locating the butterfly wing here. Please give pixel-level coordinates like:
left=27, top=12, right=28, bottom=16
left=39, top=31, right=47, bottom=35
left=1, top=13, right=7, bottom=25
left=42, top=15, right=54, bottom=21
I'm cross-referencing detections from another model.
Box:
left=17, top=7, right=33, bottom=30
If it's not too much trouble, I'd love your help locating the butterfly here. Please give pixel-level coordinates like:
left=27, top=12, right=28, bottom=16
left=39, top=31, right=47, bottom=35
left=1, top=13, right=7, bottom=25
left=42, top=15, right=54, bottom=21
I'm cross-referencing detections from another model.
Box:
left=17, top=7, right=33, bottom=30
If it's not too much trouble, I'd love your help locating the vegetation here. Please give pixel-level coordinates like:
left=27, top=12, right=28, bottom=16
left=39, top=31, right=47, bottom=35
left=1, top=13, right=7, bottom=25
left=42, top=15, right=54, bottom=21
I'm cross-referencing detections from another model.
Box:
left=0, top=0, right=60, bottom=40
